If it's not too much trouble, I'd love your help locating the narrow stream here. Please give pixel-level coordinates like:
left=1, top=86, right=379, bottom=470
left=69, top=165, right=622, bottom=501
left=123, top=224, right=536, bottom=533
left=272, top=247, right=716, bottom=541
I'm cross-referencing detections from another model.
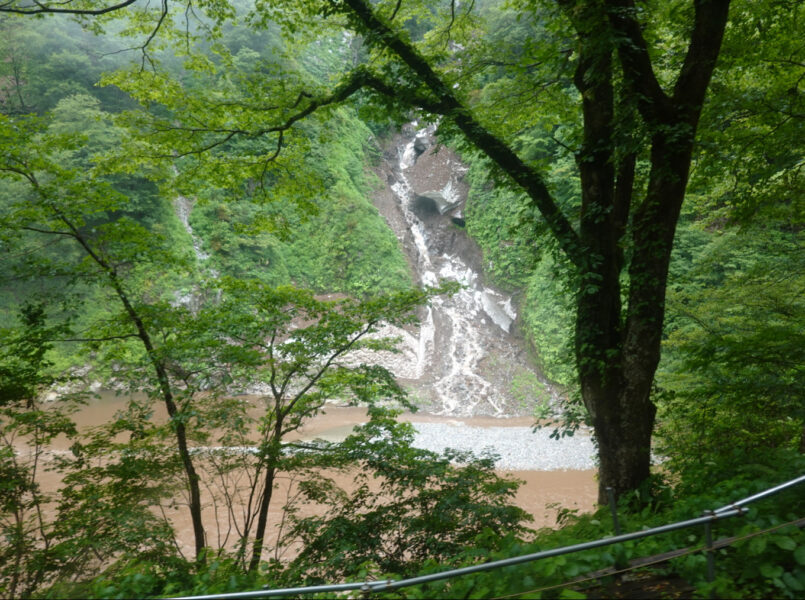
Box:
left=172, top=192, right=219, bottom=311
left=366, top=123, right=557, bottom=417
left=173, top=194, right=210, bottom=262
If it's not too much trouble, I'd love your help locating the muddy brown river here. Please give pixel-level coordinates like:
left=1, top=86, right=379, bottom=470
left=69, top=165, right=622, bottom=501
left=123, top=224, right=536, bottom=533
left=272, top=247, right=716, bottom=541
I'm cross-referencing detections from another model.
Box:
left=31, top=393, right=597, bottom=558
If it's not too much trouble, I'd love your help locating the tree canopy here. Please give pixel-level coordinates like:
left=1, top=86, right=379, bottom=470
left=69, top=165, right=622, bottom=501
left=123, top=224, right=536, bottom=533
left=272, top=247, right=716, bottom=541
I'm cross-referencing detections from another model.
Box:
left=0, top=0, right=803, bottom=597
left=84, top=0, right=795, bottom=502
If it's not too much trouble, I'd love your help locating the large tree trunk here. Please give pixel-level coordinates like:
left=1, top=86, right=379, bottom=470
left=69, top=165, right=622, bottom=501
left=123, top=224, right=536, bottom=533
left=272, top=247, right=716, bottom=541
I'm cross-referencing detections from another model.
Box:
left=579, top=131, right=714, bottom=503
left=590, top=388, right=656, bottom=500
left=571, top=0, right=730, bottom=503
left=569, top=3, right=651, bottom=504
left=591, top=139, right=693, bottom=502
left=338, top=0, right=730, bottom=503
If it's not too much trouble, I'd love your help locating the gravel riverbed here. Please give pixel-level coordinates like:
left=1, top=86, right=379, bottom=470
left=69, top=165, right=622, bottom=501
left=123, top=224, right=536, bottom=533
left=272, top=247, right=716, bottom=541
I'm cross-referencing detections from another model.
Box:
left=411, top=423, right=597, bottom=471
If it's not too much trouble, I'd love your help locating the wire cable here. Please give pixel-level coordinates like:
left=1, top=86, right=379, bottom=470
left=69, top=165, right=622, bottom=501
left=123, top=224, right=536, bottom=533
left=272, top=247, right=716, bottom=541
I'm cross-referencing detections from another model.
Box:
left=491, top=516, right=805, bottom=599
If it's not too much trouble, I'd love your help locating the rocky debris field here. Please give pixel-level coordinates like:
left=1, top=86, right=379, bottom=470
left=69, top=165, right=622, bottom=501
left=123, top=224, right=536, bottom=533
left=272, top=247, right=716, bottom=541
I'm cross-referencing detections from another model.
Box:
left=411, top=422, right=596, bottom=470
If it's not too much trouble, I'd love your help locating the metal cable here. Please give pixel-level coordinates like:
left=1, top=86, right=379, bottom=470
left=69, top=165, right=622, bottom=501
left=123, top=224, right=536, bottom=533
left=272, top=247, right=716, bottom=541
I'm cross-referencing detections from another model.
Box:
left=490, top=516, right=805, bottom=600
left=168, top=473, right=805, bottom=600
left=714, top=474, right=805, bottom=514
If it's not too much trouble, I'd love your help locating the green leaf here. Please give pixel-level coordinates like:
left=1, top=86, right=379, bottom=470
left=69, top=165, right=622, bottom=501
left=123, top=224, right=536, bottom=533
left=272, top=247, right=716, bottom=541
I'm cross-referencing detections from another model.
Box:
left=782, top=571, right=805, bottom=592
left=748, top=536, right=767, bottom=556
left=774, top=536, right=797, bottom=551
left=794, top=545, right=805, bottom=566
left=760, top=563, right=784, bottom=579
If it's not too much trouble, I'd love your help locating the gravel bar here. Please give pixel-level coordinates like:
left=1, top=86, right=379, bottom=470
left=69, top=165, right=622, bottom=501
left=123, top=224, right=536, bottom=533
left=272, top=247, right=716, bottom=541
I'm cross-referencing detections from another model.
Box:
left=411, top=423, right=596, bottom=471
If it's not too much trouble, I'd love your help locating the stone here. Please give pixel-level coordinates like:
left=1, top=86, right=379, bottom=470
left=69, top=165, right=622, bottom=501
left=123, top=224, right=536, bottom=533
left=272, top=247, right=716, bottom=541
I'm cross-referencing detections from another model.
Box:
left=412, top=191, right=460, bottom=216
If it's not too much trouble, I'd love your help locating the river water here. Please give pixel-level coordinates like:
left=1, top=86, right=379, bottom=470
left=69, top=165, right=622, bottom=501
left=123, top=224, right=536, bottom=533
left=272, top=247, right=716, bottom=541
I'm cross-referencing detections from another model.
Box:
left=53, top=393, right=596, bottom=540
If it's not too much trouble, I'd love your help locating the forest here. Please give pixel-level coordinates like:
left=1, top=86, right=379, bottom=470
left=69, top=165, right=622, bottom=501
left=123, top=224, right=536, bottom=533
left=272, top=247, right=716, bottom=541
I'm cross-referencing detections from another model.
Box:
left=0, top=0, right=803, bottom=598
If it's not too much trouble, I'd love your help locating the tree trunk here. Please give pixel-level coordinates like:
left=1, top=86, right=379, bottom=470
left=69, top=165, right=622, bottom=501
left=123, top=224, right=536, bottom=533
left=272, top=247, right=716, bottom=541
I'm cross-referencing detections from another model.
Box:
left=338, top=0, right=730, bottom=503
left=58, top=211, right=208, bottom=559
left=569, top=3, right=652, bottom=505
left=248, top=416, right=283, bottom=573
left=247, top=465, right=276, bottom=573
left=159, top=382, right=207, bottom=560
left=570, top=0, right=730, bottom=504
left=591, top=388, right=656, bottom=500
left=113, top=278, right=207, bottom=559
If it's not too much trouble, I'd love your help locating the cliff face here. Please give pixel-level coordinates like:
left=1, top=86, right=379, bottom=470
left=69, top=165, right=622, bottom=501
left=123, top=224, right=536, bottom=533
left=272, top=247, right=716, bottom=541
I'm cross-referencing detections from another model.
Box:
left=365, top=123, right=557, bottom=417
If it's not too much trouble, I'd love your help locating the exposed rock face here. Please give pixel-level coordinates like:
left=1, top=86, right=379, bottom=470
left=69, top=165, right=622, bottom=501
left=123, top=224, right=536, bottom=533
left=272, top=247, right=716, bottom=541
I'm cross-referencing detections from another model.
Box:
left=412, top=191, right=460, bottom=217
left=362, top=122, right=557, bottom=417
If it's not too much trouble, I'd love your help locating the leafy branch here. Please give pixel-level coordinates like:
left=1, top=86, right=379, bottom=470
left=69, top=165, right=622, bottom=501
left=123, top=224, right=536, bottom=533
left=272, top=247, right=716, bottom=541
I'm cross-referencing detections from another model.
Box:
left=0, top=0, right=139, bottom=16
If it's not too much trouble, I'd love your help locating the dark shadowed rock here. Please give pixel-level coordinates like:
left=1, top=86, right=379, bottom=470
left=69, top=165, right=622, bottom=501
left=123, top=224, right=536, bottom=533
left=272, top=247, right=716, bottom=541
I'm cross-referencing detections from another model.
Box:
left=412, top=191, right=460, bottom=217
left=411, top=193, right=442, bottom=219
left=413, top=135, right=429, bottom=158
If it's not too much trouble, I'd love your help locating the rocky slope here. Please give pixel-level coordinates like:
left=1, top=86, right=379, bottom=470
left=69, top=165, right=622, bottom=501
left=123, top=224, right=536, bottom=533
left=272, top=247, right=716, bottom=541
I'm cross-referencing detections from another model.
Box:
left=362, top=123, right=558, bottom=417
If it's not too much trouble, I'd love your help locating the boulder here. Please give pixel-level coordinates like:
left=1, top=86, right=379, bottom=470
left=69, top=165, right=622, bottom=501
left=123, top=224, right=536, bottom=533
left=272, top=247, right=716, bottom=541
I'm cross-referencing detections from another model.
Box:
left=412, top=191, right=461, bottom=217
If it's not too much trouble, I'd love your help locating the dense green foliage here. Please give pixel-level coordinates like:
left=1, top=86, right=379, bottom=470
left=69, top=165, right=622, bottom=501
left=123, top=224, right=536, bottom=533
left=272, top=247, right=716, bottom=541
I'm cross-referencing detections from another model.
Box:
left=363, top=453, right=805, bottom=599
left=275, top=409, right=531, bottom=583
left=0, top=0, right=802, bottom=597
left=0, top=15, right=410, bottom=326
left=188, top=111, right=409, bottom=295
left=462, top=148, right=578, bottom=391
left=657, top=218, right=805, bottom=478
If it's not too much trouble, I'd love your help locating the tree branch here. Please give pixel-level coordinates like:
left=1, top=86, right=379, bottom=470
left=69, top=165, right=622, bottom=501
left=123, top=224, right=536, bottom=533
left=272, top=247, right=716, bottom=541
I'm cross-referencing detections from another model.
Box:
left=0, top=0, right=138, bottom=15
left=20, top=225, right=76, bottom=238
left=388, top=0, right=402, bottom=21
left=340, top=0, right=584, bottom=267
left=672, top=0, right=731, bottom=111
left=285, top=320, right=376, bottom=415
left=138, top=0, right=168, bottom=71
left=159, top=67, right=447, bottom=160
left=604, top=0, right=672, bottom=124
left=2, top=0, right=174, bottom=70
left=54, top=334, right=140, bottom=342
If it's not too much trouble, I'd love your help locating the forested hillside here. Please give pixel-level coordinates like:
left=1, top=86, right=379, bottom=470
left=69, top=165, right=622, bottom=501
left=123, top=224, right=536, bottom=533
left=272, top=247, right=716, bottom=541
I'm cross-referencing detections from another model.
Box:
left=0, top=0, right=803, bottom=598
left=0, top=16, right=409, bottom=317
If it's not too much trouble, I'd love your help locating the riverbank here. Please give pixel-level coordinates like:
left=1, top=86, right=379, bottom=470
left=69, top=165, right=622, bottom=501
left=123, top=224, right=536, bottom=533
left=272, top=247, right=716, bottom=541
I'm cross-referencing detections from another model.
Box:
left=289, top=404, right=599, bottom=530
left=292, top=405, right=597, bottom=471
